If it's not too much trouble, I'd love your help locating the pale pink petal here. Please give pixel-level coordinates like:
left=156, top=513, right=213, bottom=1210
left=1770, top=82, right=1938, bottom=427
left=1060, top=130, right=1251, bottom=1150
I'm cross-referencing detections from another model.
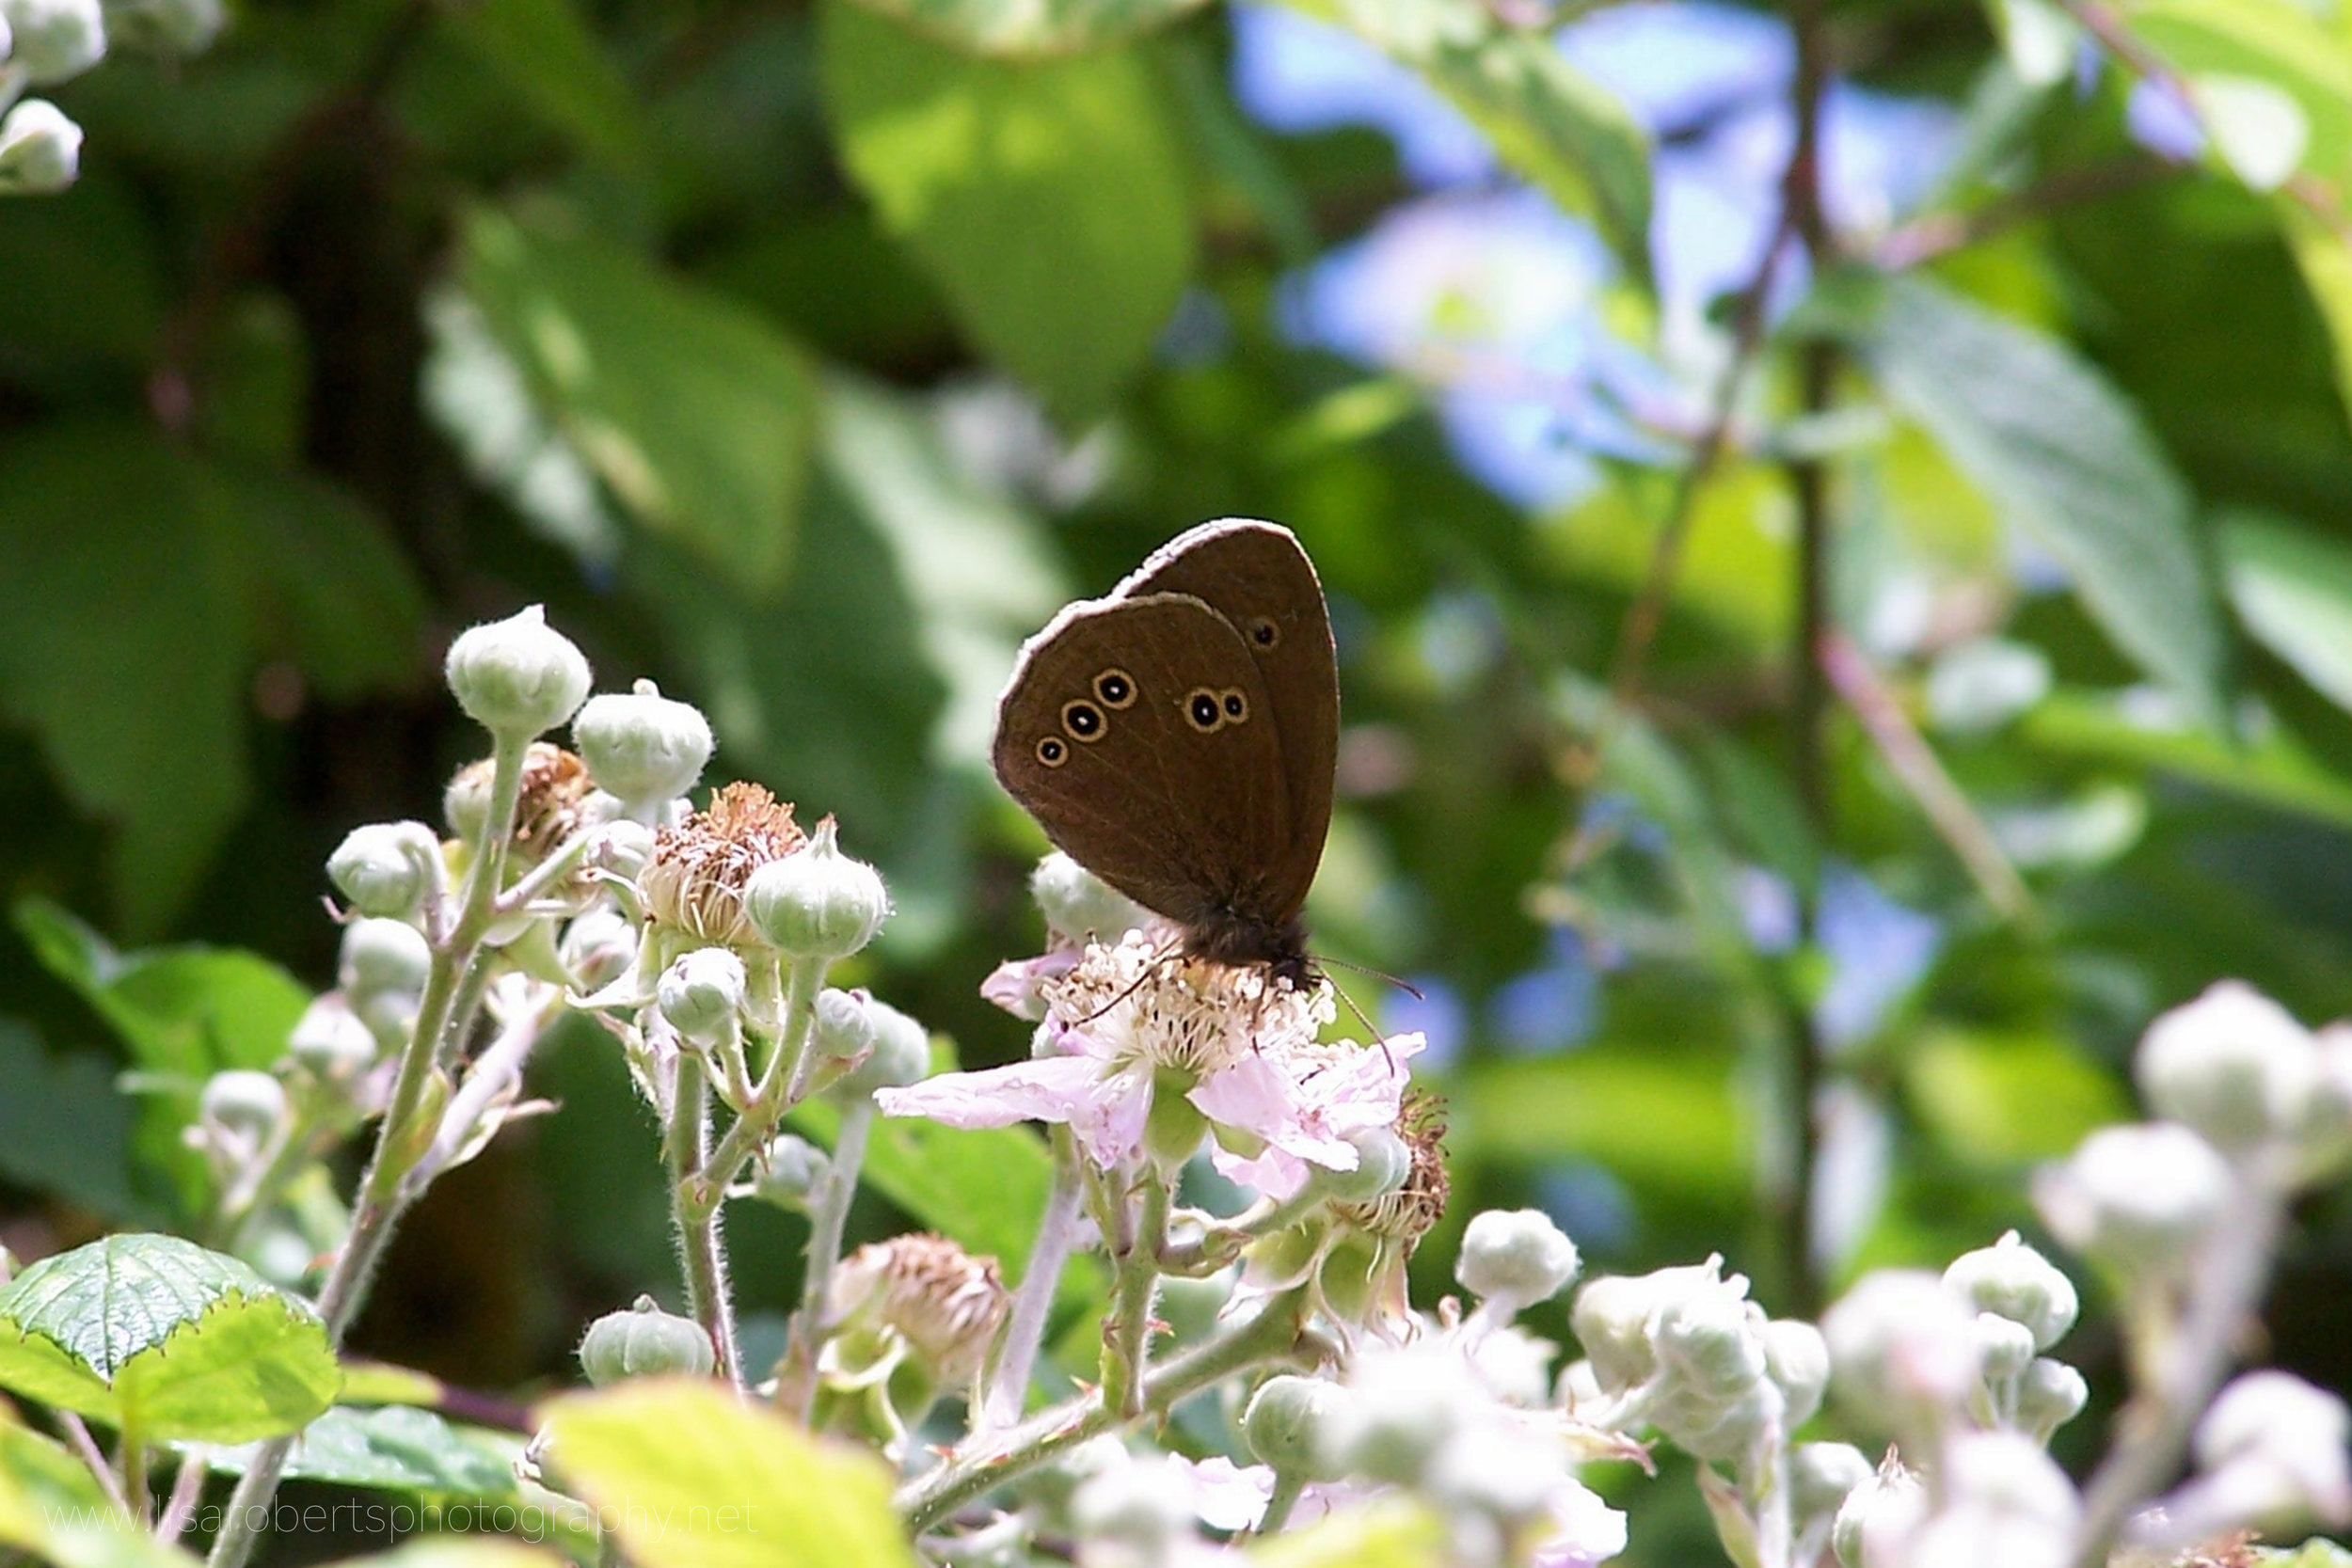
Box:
left=1190, top=1050, right=1344, bottom=1163
left=876, top=1055, right=1112, bottom=1132
left=1208, top=1141, right=1314, bottom=1202
left=1529, top=1478, right=1629, bottom=1568
left=980, top=951, right=1079, bottom=1020
left=1172, top=1455, right=1276, bottom=1532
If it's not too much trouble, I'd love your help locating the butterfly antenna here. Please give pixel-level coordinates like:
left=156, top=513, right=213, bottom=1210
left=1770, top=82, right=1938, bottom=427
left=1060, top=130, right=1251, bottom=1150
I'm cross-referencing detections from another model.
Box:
left=1068, top=934, right=1185, bottom=1025
left=1313, top=953, right=1423, bottom=1002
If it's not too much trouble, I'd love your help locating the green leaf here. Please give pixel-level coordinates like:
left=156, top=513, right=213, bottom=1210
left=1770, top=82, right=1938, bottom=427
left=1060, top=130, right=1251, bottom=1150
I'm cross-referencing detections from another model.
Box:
left=2221, top=509, right=2352, bottom=714
left=1858, top=276, right=2227, bottom=726
left=329, top=1544, right=566, bottom=1568
left=456, top=207, right=818, bottom=590
left=1248, top=1501, right=1447, bottom=1568
left=537, top=1380, right=915, bottom=1568
left=15, top=898, right=309, bottom=1077
left=1455, top=1046, right=1744, bottom=1198
left=1277, top=0, right=1650, bottom=275
left=199, top=1405, right=517, bottom=1497
left=2284, top=202, right=2352, bottom=436
left=1905, top=1028, right=2132, bottom=1164
left=821, top=1, right=1194, bottom=422
left=2256, top=1543, right=2352, bottom=1568
left=2018, top=689, right=2352, bottom=829
left=0, top=1022, right=144, bottom=1223
left=16, top=896, right=309, bottom=1217
left=0, top=422, right=250, bottom=934
left=2128, top=0, right=2352, bottom=188
left=819, top=375, right=1068, bottom=763
left=0, top=1234, right=339, bottom=1442
left=835, top=0, right=1211, bottom=55
left=0, top=1414, right=198, bottom=1568
left=438, top=0, right=644, bottom=166
left=222, top=467, right=430, bottom=702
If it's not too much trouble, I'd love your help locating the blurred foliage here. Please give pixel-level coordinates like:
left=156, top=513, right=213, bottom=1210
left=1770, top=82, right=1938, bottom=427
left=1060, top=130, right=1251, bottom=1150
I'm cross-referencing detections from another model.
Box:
left=5, top=0, right=2352, bottom=1559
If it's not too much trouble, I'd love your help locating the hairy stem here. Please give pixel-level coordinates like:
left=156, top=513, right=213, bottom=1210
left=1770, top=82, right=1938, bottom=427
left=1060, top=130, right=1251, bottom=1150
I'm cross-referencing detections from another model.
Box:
left=897, top=1290, right=1310, bottom=1535
left=774, top=1096, right=875, bottom=1418
left=1102, top=1176, right=1170, bottom=1419
left=2070, top=1161, right=2290, bottom=1567
left=669, top=1054, right=742, bottom=1386
left=208, top=736, right=529, bottom=1568
left=983, top=1127, right=1086, bottom=1430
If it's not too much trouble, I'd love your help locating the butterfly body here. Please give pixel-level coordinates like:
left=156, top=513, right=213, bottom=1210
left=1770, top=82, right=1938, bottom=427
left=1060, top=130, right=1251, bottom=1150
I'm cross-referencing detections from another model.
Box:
left=993, top=519, right=1338, bottom=990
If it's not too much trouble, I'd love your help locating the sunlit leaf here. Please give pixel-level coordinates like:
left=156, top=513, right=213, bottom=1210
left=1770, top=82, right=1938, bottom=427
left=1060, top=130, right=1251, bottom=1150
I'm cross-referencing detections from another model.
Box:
left=2222, top=509, right=2352, bottom=715
left=1455, top=1046, right=1745, bottom=1197
left=821, top=1, right=1194, bottom=422
left=537, top=1381, right=914, bottom=1568
left=2018, top=690, right=2352, bottom=830
left=0, top=1234, right=339, bottom=1443
left=835, top=0, right=1211, bottom=55
left=199, top=1405, right=517, bottom=1497
left=1279, top=0, right=1650, bottom=274
left=456, top=207, right=818, bottom=590
left=1859, top=276, right=2227, bottom=727
left=1905, top=1028, right=2131, bottom=1164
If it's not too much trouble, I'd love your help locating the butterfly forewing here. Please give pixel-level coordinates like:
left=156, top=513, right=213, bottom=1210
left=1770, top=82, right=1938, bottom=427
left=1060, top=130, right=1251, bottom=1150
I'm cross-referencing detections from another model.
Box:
left=1117, top=519, right=1338, bottom=920
left=993, top=593, right=1292, bottom=932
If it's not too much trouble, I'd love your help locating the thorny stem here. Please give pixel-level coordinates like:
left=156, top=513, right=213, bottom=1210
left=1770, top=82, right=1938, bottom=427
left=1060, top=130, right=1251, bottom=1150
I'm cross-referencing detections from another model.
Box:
left=208, top=735, right=531, bottom=1568
left=669, top=1054, right=742, bottom=1386
left=897, top=1290, right=1311, bottom=1536
left=692, top=958, right=829, bottom=1209
left=983, top=1126, right=1087, bottom=1430
left=774, top=1096, right=875, bottom=1419
left=2069, top=1158, right=2291, bottom=1568
left=59, top=1414, right=131, bottom=1517
left=1102, top=1175, right=1170, bottom=1419
left=1777, top=0, right=1837, bottom=1323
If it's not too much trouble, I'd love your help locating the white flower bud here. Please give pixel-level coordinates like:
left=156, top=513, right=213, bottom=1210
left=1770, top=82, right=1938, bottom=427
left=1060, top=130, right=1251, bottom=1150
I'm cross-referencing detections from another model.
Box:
left=1464, top=1322, right=1556, bottom=1407
left=1071, top=1458, right=1191, bottom=1557
left=1243, top=1374, right=1350, bottom=1479
left=444, top=605, right=592, bottom=742
left=0, top=99, right=82, bottom=193
left=1946, top=1430, right=2080, bottom=1528
left=744, top=816, right=888, bottom=960
left=1425, top=1423, right=1566, bottom=1523
left=586, top=818, right=656, bottom=885
left=1820, top=1270, right=1980, bottom=1437
left=2136, top=981, right=2321, bottom=1155
left=560, top=906, right=638, bottom=992
left=1832, top=1454, right=1925, bottom=1568
left=1312, top=1123, right=1411, bottom=1204
left=1030, top=850, right=1149, bottom=947
left=2015, top=1357, right=2089, bottom=1443
left=657, top=948, right=744, bottom=1047
left=578, top=1296, right=714, bottom=1385
left=201, top=1069, right=286, bottom=1141
left=1904, top=1507, right=2069, bottom=1568
left=98, top=0, right=222, bottom=54
left=1973, top=1311, right=2039, bottom=1385
left=829, top=996, right=930, bottom=1100
left=0, top=0, right=103, bottom=83
left=1570, top=1259, right=1735, bottom=1394
left=1764, top=1318, right=1832, bottom=1429
left=811, top=987, right=877, bottom=1063
left=1943, top=1231, right=2078, bottom=1351
left=1321, top=1343, right=1473, bottom=1484
left=1791, top=1441, right=1873, bottom=1526
left=1457, top=1208, right=1581, bottom=1313
left=750, top=1134, right=830, bottom=1212
left=2181, top=1370, right=2352, bottom=1536
left=340, top=916, right=431, bottom=1004
left=573, top=681, right=713, bottom=818
left=2299, top=1023, right=2352, bottom=1181
left=326, top=820, right=441, bottom=920
left=1655, top=1286, right=1769, bottom=1404
left=287, top=995, right=377, bottom=1081
left=2033, top=1122, right=2233, bottom=1275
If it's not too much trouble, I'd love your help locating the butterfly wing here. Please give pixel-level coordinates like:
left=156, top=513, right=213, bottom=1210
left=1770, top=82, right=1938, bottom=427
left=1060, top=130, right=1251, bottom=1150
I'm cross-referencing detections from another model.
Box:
left=1117, top=519, right=1337, bottom=922
left=993, top=592, right=1292, bottom=933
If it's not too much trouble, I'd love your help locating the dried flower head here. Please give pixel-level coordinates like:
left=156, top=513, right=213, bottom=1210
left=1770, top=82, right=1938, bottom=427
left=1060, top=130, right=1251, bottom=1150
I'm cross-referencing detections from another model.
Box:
left=444, top=742, right=595, bottom=868
left=639, top=783, right=805, bottom=948
left=1337, top=1090, right=1450, bottom=1244
left=828, top=1231, right=1011, bottom=1391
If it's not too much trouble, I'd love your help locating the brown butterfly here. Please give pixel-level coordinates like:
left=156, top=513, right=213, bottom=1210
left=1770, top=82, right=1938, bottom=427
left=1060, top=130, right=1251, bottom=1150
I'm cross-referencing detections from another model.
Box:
left=993, top=520, right=1338, bottom=990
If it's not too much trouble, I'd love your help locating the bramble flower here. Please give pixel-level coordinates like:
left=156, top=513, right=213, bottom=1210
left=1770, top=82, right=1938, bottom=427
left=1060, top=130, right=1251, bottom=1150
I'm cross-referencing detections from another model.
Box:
left=878, top=933, right=1421, bottom=1185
